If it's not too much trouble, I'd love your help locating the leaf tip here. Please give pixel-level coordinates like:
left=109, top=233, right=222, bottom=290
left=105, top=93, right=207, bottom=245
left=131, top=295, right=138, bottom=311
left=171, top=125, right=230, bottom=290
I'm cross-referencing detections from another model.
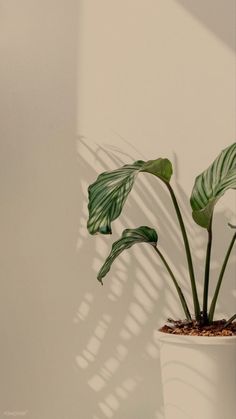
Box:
left=97, top=277, right=103, bottom=285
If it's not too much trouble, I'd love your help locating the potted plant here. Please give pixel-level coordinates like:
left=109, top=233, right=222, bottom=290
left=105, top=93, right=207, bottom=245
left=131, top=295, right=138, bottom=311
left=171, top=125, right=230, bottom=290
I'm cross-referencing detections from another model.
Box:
left=86, top=142, right=236, bottom=419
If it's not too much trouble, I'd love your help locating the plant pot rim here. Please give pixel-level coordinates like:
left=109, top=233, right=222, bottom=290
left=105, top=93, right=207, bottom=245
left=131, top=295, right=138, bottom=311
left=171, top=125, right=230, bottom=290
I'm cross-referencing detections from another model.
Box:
left=154, top=330, right=236, bottom=345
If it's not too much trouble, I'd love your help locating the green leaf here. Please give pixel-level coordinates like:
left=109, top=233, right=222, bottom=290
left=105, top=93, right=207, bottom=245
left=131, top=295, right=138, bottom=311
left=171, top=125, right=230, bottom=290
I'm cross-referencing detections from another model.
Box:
left=141, top=158, right=173, bottom=182
left=97, top=226, right=158, bottom=283
left=190, top=143, right=236, bottom=229
left=87, top=158, right=172, bottom=235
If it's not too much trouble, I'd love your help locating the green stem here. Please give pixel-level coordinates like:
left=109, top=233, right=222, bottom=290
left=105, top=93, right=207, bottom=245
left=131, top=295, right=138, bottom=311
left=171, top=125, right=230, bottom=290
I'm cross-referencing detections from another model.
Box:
left=209, top=231, right=236, bottom=323
left=224, top=314, right=236, bottom=328
left=154, top=246, right=192, bottom=321
left=166, top=183, right=201, bottom=320
left=202, top=218, right=213, bottom=324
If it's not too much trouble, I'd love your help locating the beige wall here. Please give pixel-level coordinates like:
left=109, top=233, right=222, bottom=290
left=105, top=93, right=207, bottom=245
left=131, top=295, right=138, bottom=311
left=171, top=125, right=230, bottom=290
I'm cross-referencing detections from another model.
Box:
left=0, top=1, right=235, bottom=418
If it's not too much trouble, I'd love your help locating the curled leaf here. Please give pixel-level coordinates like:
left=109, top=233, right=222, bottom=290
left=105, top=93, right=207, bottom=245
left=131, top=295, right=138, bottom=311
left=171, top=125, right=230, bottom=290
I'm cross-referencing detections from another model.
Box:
left=97, top=226, right=158, bottom=283
left=87, top=158, right=172, bottom=235
left=190, top=143, right=236, bottom=229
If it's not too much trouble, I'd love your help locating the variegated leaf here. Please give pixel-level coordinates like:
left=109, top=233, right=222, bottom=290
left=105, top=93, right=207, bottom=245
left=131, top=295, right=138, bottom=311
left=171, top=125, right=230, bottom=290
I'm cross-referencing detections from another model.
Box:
left=87, top=158, right=172, bottom=235
left=190, top=143, right=236, bottom=229
left=97, top=226, right=158, bottom=283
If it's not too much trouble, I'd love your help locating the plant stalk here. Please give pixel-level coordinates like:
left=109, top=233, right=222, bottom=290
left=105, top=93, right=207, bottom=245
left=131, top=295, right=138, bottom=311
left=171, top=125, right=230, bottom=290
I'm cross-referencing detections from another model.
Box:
left=154, top=246, right=192, bottom=321
left=202, top=218, right=213, bottom=324
left=166, top=183, right=201, bottom=320
left=209, top=231, right=236, bottom=323
left=224, top=314, right=236, bottom=328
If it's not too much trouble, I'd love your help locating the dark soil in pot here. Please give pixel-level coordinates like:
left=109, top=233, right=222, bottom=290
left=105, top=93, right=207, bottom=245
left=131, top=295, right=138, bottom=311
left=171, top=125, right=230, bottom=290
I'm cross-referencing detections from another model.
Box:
left=160, top=319, right=236, bottom=336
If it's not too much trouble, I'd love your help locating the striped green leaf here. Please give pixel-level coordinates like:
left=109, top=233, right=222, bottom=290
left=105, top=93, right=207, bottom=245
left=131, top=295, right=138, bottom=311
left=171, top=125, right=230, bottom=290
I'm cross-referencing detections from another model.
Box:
left=97, top=226, right=158, bottom=283
left=190, top=143, right=236, bottom=229
left=87, top=158, right=172, bottom=235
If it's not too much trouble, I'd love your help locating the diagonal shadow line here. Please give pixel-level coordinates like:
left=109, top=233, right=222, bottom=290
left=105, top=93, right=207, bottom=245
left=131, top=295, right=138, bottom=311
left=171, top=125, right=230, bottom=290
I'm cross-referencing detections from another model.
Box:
left=78, top=136, right=235, bottom=332
left=175, top=0, right=236, bottom=52
left=76, top=136, right=235, bottom=419
left=77, top=137, right=177, bottom=418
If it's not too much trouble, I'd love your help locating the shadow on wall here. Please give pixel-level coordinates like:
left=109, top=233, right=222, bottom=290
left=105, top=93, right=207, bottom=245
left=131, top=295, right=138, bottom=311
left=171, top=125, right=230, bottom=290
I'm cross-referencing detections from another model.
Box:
left=175, top=0, right=236, bottom=52
left=76, top=137, right=235, bottom=419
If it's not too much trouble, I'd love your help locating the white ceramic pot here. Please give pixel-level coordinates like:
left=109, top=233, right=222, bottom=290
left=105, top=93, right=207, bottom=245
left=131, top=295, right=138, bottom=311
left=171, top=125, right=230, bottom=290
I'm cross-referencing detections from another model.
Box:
left=155, top=330, right=236, bottom=419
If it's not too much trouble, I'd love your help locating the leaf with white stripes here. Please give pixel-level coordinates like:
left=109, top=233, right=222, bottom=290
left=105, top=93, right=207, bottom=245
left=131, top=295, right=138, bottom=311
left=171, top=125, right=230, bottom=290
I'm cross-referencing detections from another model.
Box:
left=190, top=143, right=236, bottom=229
left=87, top=158, right=172, bottom=235
left=97, top=226, right=158, bottom=283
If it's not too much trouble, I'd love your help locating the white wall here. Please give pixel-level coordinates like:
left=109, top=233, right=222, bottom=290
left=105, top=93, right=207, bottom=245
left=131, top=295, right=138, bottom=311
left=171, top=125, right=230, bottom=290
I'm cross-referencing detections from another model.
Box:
left=0, top=1, right=235, bottom=418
